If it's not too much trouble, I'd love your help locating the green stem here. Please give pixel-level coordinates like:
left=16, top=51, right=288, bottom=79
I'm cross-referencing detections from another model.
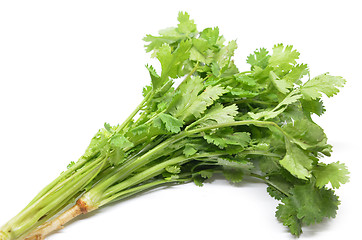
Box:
left=103, top=179, right=173, bottom=205
left=242, top=150, right=282, bottom=158
left=98, top=151, right=226, bottom=206
left=186, top=120, right=290, bottom=140
left=0, top=155, right=107, bottom=240
left=22, top=155, right=104, bottom=219
left=233, top=99, right=274, bottom=106
left=250, top=173, right=290, bottom=197
left=82, top=119, right=289, bottom=208
left=117, top=90, right=153, bottom=133
left=80, top=132, right=187, bottom=206
left=23, top=157, right=88, bottom=209
left=99, top=156, right=188, bottom=205
left=143, top=109, right=167, bottom=125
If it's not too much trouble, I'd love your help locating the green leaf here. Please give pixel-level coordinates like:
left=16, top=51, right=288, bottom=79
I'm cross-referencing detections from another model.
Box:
left=67, top=161, right=75, bottom=169
left=270, top=71, right=293, bottom=94
left=223, top=168, right=245, bottom=183
left=108, top=147, right=126, bottom=166
left=249, top=89, right=302, bottom=120
left=172, top=83, right=227, bottom=122
left=217, top=157, right=253, bottom=183
left=188, top=103, right=237, bottom=129
left=200, top=27, right=221, bottom=45
left=143, top=34, right=180, bottom=53
left=235, top=74, right=257, bottom=86
left=277, top=89, right=303, bottom=106
left=217, top=157, right=253, bottom=169
left=143, top=12, right=197, bottom=53
left=301, top=73, right=346, bottom=100
left=247, top=47, right=270, bottom=69
left=214, top=40, right=238, bottom=70
left=203, top=129, right=251, bottom=149
left=187, top=85, right=227, bottom=119
left=276, top=198, right=303, bottom=236
left=145, top=64, right=161, bottom=90
left=83, top=130, right=109, bottom=159
left=313, top=162, right=350, bottom=189
left=177, top=11, right=197, bottom=36
left=267, top=186, right=286, bottom=200
left=211, top=62, right=220, bottom=76
left=129, top=124, right=148, bottom=136
left=183, top=143, right=198, bottom=157
left=266, top=175, right=293, bottom=200
left=269, top=44, right=300, bottom=72
left=156, top=40, right=192, bottom=84
left=281, top=118, right=333, bottom=157
left=189, top=29, right=223, bottom=65
left=276, top=182, right=340, bottom=235
left=190, top=38, right=209, bottom=63
left=168, top=76, right=204, bottom=117
left=193, top=175, right=205, bottom=187
left=110, top=134, right=134, bottom=149
left=156, top=113, right=183, bottom=133
left=258, top=156, right=281, bottom=174
left=192, top=168, right=215, bottom=187
left=228, top=87, right=259, bottom=98
left=282, top=119, right=329, bottom=151
left=104, top=122, right=112, bottom=132
left=301, top=98, right=325, bottom=117
left=164, top=174, right=180, bottom=181
left=283, top=64, right=309, bottom=85
left=200, top=170, right=213, bottom=179
left=279, top=141, right=313, bottom=180
left=292, top=183, right=340, bottom=225
left=142, top=85, right=153, bottom=97
left=165, top=165, right=181, bottom=174
left=249, top=106, right=287, bottom=121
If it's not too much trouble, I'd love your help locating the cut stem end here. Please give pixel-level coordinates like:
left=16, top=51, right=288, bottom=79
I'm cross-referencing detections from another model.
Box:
left=23, top=199, right=95, bottom=240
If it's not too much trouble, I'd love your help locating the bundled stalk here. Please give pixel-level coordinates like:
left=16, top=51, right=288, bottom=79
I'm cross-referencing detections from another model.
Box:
left=0, top=12, right=349, bottom=239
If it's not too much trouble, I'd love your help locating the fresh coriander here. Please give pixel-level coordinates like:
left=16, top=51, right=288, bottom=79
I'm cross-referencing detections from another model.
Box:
left=0, top=12, right=348, bottom=240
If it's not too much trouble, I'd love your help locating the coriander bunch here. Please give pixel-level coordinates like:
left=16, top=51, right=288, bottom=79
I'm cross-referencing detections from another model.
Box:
left=0, top=12, right=349, bottom=240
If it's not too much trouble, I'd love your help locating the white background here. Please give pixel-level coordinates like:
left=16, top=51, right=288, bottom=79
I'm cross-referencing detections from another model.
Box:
left=0, top=1, right=361, bottom=239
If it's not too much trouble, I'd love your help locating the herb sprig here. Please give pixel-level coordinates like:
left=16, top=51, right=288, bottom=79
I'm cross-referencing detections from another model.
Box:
left=0, top=12, right=348, bottom=240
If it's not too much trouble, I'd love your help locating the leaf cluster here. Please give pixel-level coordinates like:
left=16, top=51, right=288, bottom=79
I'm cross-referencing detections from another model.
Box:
left=78, top=12, right=350, bottom=236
